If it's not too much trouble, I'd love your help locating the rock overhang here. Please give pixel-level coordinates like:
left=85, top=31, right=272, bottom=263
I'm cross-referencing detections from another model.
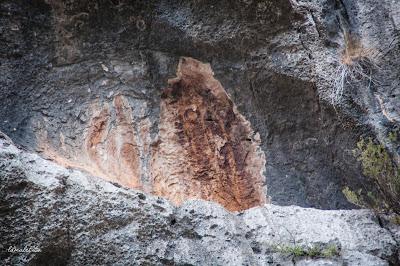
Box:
left=34, top=57, right=268, bottom=212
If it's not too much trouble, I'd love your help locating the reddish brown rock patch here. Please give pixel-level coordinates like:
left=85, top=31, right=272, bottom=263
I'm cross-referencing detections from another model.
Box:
left=85, top=95, right=142, bottom=188
left=151, top=57, right=267, bottom=211
left=36, top=58, right=267, bottom=211
left=37, top=95, right=144, bottom=189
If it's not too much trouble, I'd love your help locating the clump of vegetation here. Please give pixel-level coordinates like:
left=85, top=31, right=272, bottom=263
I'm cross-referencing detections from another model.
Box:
left=307, top=245, right=321, bottom=258
left=342, top=187, right=366, bottom=208
left=274, top=244, right=339, bottom=258
left=388, top=131, right=398, bottom=142
left=390, top=215, right=400, bottom=225
left=330, top=33, right=379, bottom=105
left=322, top=245, right=340, bottom=258
left=344, top=138, right=400, bottom=214
left=277, top=245, right=306, bottom=257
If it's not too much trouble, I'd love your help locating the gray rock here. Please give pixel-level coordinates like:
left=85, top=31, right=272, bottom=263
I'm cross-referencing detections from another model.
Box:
left=1, top=0, right=400, bottom=264
left=1, top=135, right=398, bottom=265
left=1, top=0, right=398, bottom=209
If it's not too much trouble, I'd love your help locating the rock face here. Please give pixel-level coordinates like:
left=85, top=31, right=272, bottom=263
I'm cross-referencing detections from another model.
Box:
left=1, top=0, right=400, bottom=264
left=151, top=57, right=267, bottom=211
left=0, top=0, right=399, bottom=209
left=0, top=135, right=399, bottom=265
left=37, top=94, right=150, bottom=190
left=84, top=95, right=144, bottom=189
left=32, top=56, right=267, bottom=211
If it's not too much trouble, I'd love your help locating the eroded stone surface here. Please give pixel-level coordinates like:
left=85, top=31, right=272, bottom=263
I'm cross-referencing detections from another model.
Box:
left=1, top=0, right=399, bottom=210
left=151, top=57, right=267, bottom=211
left=37, top=95, right=149, bottom=189
left=1, top=135, right=398, bottom=265
left=34, top=57, right=267, bottom=211
left=86, top=95, right=142, bottom=188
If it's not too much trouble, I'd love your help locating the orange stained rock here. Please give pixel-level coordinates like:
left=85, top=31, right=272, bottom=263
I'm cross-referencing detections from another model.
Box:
left=85, top=95, right=142, bottom=188
left=150, top=57, right=267, bottom=211
left=38, top=95, right=143, bottom=189
left=36, top=57, right=268, bottom=212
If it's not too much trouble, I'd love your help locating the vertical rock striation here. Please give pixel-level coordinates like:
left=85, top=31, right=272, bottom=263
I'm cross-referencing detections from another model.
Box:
left=85, top=95, right=143, bottom=189
left=34, top=58, right=267, bottom=212
left=151, top=57, right=267, bottom=211
left=37, top=95, right=148, bottom=190
left=1, top=0, right=399, bottom=209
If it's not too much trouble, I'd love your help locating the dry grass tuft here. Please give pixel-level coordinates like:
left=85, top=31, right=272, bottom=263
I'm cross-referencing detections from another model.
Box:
left=341, top=35, right=373, bottom=66
left=330, top=34, right=380, bottom=105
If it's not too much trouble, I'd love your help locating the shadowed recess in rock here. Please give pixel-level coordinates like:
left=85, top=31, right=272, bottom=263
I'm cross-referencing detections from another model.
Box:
left=151, top=57, right=268, bottom=211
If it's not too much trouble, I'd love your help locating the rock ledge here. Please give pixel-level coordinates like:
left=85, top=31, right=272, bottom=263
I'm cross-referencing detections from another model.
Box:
left=1, top=133, right=399, bottom=265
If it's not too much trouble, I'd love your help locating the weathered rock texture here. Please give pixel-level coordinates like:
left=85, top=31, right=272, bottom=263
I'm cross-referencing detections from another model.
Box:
left=36, top=95, right=150, bottom=190
left=151, top=57, right=267, bottom=211
left=2, top=0, right=400, bottom=264
left=85, top=95, right=143, bottom=188
left=0, top=135, right=399, bottom=265
left=32, top=56, right=267, bottom=211
left=1, top=0, right=398, bottom=209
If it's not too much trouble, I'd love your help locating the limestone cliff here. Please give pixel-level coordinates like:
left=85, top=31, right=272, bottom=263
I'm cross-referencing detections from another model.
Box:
left=1, top=135, right=399, bottom=265
left=1, top=0, right=400, bottom=264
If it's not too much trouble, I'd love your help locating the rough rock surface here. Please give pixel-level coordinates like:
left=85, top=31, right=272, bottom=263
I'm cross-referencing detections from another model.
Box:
left=151, top=57, right=267, bottom=211
left=31, top=56, right=268, bottom=211
left=37, top=94, right=150, bottom=190
left=1, top=0, right=400, bottom=264
left=1, top=0, right=399, bottom=209
left=1, top=135, right=399, bottom=265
